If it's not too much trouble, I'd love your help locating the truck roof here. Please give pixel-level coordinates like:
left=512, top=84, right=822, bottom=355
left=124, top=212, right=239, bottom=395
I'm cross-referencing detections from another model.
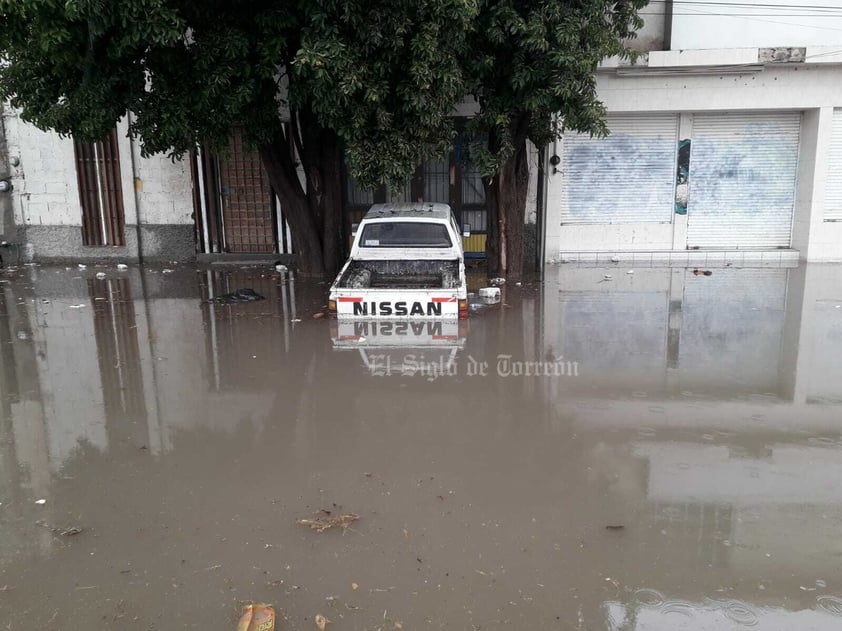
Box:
left=363, top=202, right=452, bottom=221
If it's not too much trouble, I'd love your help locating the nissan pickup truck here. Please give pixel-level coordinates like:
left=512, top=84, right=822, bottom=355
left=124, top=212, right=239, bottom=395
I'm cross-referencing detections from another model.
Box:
left=328, top=203, right=468, bottom=319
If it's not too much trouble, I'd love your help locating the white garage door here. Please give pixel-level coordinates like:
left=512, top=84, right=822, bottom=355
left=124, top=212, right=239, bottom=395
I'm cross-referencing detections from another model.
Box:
left=561, top=114, right=678, bottom=224
left=687, top=112, right=801, bottom=248
left=826, top=108, right=842, bottom=221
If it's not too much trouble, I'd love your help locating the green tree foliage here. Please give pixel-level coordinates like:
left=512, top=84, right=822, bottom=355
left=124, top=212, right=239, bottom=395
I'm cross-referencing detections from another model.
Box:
left=0, top=0, right=476, bottom=274
left=296, top=0, right=476, bottom=187
left=464, top=0, right=646, bottom=277
left=0, top=0, right=644, bottom=277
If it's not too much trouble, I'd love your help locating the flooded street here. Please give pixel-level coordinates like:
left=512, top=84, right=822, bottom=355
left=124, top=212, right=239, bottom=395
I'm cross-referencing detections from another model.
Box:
left=2, top=261, right=842, bottom=630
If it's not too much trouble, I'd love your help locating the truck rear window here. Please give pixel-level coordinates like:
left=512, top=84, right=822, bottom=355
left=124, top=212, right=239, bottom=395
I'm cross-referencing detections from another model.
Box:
left=360, top=222, right=452, bottom=248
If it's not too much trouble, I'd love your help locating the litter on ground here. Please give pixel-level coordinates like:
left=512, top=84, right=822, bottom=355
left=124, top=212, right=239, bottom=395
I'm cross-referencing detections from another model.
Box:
left=235, top=603, right=275, bottom=631
left=296, top=511, right=360, bottom=533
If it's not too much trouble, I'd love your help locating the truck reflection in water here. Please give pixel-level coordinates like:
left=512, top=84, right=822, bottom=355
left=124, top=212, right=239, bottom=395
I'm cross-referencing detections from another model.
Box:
left=330, top=318, right=467, bottom=378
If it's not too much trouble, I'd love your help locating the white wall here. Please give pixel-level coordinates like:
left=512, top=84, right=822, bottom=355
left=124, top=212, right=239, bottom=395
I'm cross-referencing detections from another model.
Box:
left=598, top=63, right=841, bottom=113
left=630, top=1, right=666, bottom=51
left=131, top=141, right=195, bottom=226
left=2, top=105, right=195, bottom=229
left=671, top=0, right=842, bottom=49
left=3, top=107, right=80, bottom=227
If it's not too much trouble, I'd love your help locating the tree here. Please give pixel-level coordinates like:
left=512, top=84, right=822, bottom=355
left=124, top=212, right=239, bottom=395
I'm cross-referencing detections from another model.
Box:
left=464, top=0, right=646, bottom=279
left=0, top=1, right=645, bottom=278
left=0, top=0, right=476, bottom=275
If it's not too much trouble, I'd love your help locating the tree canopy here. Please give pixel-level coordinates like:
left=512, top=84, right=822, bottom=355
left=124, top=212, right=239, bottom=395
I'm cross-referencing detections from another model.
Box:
left=0, top=0, right=646, bottom=275
left=463, top=0, right=646, bottom=275
left=0, top=0, right=474, bottom=170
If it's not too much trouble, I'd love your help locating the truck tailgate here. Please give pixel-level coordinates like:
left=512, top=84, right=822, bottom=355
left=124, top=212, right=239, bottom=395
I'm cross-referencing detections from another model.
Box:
left=332, top=288, right=462, bottom=318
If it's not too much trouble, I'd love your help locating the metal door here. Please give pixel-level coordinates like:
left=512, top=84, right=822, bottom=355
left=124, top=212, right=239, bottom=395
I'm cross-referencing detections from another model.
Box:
left=687, top=112, right=800, bottom=248
left=561, top=114, right=678, bottom=224
left=218, top=130, right=278, bottom=253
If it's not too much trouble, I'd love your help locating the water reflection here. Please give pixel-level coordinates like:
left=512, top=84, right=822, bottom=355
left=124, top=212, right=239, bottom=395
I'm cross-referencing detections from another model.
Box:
left=604, top=594, right=842, bottom=629
left=331, top=319, right=467, bottom=378
left=1, top=262, right=842, bottom=628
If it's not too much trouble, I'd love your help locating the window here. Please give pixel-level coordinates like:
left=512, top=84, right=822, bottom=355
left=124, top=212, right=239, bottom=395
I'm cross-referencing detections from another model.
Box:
left=359, top=222, right=452, bottom=248
left=74, top=129, right=126, bottom=246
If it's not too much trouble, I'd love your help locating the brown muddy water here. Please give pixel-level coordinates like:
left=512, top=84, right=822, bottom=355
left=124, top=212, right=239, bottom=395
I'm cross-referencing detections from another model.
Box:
left=2, top=262, right=842, bottom=630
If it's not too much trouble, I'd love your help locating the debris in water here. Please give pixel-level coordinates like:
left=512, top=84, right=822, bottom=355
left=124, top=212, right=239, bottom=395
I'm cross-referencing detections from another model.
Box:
left=605, top=525, right=625, bottom=531
left=208, top=288, right=266, bottom=304
left=313, top=312, right=325, bottom=319
left=352, top=582, right=359, bottom=590
left=692, top=269, right=713, bottom=276
left=599, top=274, right=613, bottom=283
left=61, top=527, right=83, bottom=536
left=275, top=263, right=288, bottom=272
left=626, top=270, right=635, bottom=275
left=35, top=499, right=46, bottom=505
left=77, top=264, right=87, bottom=269
left=315, top=614, right=330, bottom=631
left=117, top=263, right=128, bottom=270
left=489, top=277, right=506, bottom=286
left=68, top=304, right=86, bottom=309
left=162, top=268, right=174, bottom=274
left=95, top=272, right=106, bottom=280
left=36, top=520, right=83, bottom=536
left=235, top=603, right=275, bottom=631
left=296, top=511, right=360, bottom=533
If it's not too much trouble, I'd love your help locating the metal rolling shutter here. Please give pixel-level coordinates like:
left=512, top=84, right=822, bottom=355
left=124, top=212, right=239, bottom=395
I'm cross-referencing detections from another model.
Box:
left=561, top=114, right=678, bottom=224
left=826, top=109, right=842, bottom=221
left=687, top=112, right=800, bottom=248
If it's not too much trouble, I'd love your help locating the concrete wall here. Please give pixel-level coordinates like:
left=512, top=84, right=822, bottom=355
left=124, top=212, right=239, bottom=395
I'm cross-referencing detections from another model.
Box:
left=132, top=148, right=194, bottom=226
left=628, top=1, right=666, bottom=52
left=0, top=106, right=196, bottom=263
left=671, top=0, right=842, bottom=50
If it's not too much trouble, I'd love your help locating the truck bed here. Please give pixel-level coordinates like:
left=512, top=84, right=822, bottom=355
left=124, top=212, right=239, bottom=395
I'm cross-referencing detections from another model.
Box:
left=336, top=260, right=461, bottom=290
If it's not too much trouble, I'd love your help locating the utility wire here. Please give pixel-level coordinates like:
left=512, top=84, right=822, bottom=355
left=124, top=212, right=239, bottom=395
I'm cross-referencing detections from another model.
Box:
left=648, top=4, right=842, bottom=31
left=646, top=1, right=842, bottom=10
left=640, top=12, right=842, bottom=15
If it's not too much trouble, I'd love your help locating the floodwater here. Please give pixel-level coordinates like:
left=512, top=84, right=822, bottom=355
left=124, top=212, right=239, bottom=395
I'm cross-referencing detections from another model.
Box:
left=2, top=261, right=842, bottom=630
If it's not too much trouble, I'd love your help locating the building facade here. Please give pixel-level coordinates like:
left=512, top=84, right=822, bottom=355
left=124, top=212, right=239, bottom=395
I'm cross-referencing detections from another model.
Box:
left=2, top=1, right=842, bottom=266
left=546, top=0, right=842, bottom=264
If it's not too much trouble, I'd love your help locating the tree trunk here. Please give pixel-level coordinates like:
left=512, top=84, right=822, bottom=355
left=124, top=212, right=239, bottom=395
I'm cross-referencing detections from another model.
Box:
left=319, top=136, right=344, bottom=276
left=259, top=130, right=326, bottom=276
left=258, top=112, right=345, bottom=278
left=484, top=130, right=530, bottom=280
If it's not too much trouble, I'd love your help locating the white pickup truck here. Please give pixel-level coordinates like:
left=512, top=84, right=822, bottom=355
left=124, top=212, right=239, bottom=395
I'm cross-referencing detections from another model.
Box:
left=328, top=203, right=468, bottom=319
